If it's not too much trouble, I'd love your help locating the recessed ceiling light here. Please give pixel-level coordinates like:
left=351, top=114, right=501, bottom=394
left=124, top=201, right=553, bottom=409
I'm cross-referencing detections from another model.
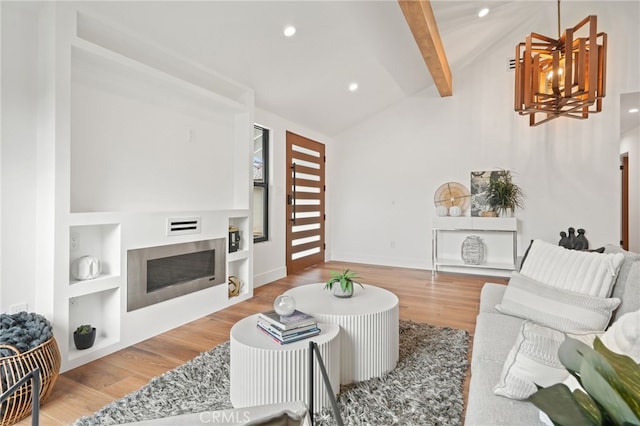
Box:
left=283, top=26, right=296, bottom=37
left=478, top=8, right=490, bottom=18
left=348, top=82, right=359, bottom=92
left=629, top=107, right=639, bottom=113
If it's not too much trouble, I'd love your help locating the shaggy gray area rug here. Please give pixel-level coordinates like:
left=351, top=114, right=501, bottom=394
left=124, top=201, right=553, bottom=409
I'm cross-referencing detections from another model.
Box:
left=74, top=320, right=468, bottom=426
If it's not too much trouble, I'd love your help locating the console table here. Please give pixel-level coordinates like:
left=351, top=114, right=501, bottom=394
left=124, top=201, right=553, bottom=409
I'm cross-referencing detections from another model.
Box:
left=229, top=314, right=340, bottom=412
left=432, top=217, right=518, bottom=277
left=284, top=283, right=399, bottom=384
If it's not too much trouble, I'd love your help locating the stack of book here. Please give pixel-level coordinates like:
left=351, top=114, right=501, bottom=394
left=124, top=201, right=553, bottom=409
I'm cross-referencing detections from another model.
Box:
left=257, top=309, right=320, bottom=345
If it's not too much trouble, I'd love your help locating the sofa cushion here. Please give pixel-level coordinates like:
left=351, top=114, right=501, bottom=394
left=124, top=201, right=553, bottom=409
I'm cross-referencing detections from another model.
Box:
left=465, top=360, right=544, bottom=426
left=493, top=321, right=600, bottom=400
left=604, top=244, right=640, bottom=321
left=520, top=239, right=624, bottom=297
left=496, top=272, right=620, bottom=332
left=478, top=283, right=508, bottom=314
left=472, top=311, right=525, bottom=371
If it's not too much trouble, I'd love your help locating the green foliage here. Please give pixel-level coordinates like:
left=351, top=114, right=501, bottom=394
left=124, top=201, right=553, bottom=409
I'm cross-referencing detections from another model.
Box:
left=527, top=337, right=640, bottom=426
left=75, top=324, right=94, bottom=335
left=486, top=170, right=525, bottom=213
left=324, top=269, right=364, bottom=292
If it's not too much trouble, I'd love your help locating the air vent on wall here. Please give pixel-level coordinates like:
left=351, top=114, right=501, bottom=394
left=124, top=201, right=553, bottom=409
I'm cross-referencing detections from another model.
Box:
left=167, top=217, right=201, bottom=236
left=507, top=58, right=516, bottom=71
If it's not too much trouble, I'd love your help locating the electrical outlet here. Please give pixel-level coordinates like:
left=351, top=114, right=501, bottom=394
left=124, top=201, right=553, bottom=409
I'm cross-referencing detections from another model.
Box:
left=9, top=303, right=28, bottom=314
left=70, top=232, right=80, bottom=251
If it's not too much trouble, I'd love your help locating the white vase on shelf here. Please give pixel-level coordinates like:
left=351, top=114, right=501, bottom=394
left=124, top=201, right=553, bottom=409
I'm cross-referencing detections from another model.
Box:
left=449, top=206, right=462, bottom=217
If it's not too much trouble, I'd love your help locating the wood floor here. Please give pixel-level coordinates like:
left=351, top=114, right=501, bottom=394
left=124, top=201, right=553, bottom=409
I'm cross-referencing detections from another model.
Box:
left=18, top=261, right=507, bottom=425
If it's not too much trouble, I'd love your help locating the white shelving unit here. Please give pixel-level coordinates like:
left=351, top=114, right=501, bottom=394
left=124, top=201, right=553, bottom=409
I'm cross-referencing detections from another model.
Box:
left=432, top=217, right=518, bottom=277
left=49, top=6, right=255, bottom=371
left=228, top=215, right=251, bottom=299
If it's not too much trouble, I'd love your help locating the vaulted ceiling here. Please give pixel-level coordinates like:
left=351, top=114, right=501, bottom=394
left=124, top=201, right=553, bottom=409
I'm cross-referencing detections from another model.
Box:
left=76, top=1, right=638, bottom=136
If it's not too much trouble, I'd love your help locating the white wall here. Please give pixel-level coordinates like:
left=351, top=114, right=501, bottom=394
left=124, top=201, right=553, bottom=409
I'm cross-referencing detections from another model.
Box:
left=253, top=107, right=332, bottom=286
left=327, top=2, right=639, bottom=267
left=0, top=4, right=39, bottom=313
left=620, top=126, right=640, bottom=252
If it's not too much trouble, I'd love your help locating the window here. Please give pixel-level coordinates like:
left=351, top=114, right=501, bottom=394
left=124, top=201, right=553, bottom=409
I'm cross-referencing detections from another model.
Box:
left=253, top=125, right=269, bottom=242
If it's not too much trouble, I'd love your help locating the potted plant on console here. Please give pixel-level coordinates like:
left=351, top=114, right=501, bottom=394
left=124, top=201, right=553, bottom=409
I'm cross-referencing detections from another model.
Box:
left=73, top=324, right=96, bottom=350
left=325, top=269, right=364, bottom=298
left=486, top=170, right=525, bottom=217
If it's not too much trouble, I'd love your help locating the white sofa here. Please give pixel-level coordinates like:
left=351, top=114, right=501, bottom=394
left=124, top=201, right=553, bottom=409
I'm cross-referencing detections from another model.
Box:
left=465, top=243, right=640, bottom=426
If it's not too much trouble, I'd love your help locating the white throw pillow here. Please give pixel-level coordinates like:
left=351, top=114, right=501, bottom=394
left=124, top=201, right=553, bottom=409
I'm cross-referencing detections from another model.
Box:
left=601, top=310, right=640, bottom=362
left=494, top=321, right=599, bottom=400
left=520, top=239, right=624, bottom=297
left=496, top=272, right=621, bottom=332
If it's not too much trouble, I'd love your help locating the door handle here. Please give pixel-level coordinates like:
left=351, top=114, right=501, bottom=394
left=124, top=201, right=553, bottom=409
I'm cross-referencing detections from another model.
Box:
left=290, top=163, right=297, bottom=224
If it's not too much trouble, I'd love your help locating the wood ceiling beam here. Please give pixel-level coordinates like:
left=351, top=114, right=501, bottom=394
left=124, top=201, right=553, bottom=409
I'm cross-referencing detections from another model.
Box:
left=398, top=0, right=452, bottom=97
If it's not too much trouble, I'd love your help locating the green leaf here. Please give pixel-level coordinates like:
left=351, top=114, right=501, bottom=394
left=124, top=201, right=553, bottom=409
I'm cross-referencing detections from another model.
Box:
left=559, top=337, right=592, bottom=378
left=527, top=383, right=599, bottom=426
left=592, top=338, right=640, bottom=417
left=579, top=350, right=640, bottom=425
left=573, top=388, right=603, bottom=425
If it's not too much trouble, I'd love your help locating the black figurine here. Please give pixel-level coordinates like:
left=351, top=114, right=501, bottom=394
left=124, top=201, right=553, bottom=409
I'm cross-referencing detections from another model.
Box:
left=559, top=227, right=589, bottom=250
left=576, top=228, right=589, bottom=250
left=567, top=227, right=577, bottom=249
left=559, top=231, right=569, bottom=248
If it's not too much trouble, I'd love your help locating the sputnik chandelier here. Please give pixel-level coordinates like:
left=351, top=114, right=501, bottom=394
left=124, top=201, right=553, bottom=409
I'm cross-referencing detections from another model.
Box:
left=514, top=0, right=607, bottom=126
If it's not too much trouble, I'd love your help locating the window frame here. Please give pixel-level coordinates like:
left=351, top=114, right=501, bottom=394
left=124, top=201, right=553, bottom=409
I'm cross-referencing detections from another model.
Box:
left=253, top=124, right=269, bottom=243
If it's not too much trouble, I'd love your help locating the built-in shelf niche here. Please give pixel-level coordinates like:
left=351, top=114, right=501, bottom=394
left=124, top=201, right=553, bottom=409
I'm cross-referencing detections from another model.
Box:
left=68, top=287, right=120, bottom=359
left=69, top=224, right=121, bottom=284
left=229, top=216, right=249, bottom=253
left=228, top=215, right=250, bottom=298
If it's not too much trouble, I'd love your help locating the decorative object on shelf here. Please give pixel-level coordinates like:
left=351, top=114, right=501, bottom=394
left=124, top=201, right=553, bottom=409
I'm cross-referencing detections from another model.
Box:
left=325, top=269, right=364, bottom=298
left=486, top=170, right=525, bottom=217
left=436, top=206, right=449, bottom=217
left=461, top=235, right=485, bottom=265
left=273, top=295, right=296, bottom=317
left=70, top=255, right=102, bottom=280
left=470, top=171, right=498, bottom=217
left=559, top=227, right=589, bottom=250
left=449, top=206, right=462, bottom=217
left=228, top=226, right=240, bottom=253
left=228, top=276, right=242, bottom=298
left=0, top=312, right=60, bottom=425
left=73, top=324, right=96, bottom=350
left=434, top=182, right=471, bottom=215
left=514, top=0, right=607, bottom=127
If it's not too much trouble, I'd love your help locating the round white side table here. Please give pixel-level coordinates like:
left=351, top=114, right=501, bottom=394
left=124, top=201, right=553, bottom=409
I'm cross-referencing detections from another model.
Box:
left=230, top=314, right=340, bottom=412
left=284, top=283, right=399, bottom=384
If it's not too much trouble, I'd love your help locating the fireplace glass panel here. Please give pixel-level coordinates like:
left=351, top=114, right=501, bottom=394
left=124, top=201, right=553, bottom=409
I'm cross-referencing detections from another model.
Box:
left=147, top=250, right=215, bottom=293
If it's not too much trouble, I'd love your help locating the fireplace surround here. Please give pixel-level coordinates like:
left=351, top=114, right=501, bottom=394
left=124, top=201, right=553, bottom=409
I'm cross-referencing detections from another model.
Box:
left=127, top=238, right=226, bottom=312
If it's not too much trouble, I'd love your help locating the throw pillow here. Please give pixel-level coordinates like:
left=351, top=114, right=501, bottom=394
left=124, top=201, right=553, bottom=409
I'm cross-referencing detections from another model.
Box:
left=601, top=310, right=640, bottom=362
left=496, top=272, right=621, bottom=332
left=519, top=240, right=624, bottom=297
left=494, top=321, right=599, bottom=400
left=604, top=244, right=640, bottom=321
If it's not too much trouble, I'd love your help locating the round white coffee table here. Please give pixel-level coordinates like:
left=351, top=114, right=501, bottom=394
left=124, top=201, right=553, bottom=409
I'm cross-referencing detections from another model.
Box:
left=230, top=314, right=340, bottom=412
left=284, top=283, right=399, bottom=384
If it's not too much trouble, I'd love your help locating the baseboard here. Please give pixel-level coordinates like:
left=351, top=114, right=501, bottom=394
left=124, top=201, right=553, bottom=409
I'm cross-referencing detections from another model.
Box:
left=328, top=252, right=429, bottom=270
left=254, top=266, right=287, bottom=287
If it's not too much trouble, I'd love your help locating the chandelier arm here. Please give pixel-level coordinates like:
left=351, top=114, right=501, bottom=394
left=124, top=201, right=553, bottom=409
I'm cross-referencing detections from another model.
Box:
left=557, top=0, right=561, bottom=39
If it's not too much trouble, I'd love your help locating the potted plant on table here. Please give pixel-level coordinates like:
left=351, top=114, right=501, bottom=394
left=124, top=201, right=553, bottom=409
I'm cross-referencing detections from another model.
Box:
left=486, top=170, right=525, bottom=217
left=73, top=324, right=96, bottom=350
left=324, top=269, right=364, bottom=298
